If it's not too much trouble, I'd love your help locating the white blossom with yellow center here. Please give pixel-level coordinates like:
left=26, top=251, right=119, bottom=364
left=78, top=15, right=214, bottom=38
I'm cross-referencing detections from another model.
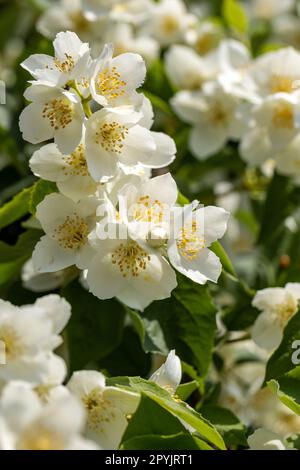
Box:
left=90, top=43, right=146, bottom=107
left=0, top=382, right=98, bottom=450
left=168, top=202, right=229, bottom=285
left=32, top=193, right=98, bottom=273
left=171, top=80, right=250, bottom=160
left=67, top=370, right=140, bottom=449
left=19, top=84, right=85, bottom=154
left=252, top=283, right=300, bottom=350
left=21, top=31, right=91, bottom=88
left=0, top=295, right=70, bottom=383
left=85, top=99, right=176, bottom=182
left=30, top=141, right=97, bottom=202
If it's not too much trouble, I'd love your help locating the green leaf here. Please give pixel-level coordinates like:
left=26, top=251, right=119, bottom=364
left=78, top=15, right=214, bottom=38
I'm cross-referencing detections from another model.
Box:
left=222, top=0, right=248, bottom=34
left=28, top=180, right=57, bottom=215
left=200, top=405, right=247, bottom=448
left=268, top=375, right=300, bottom=416
left=129, top=378, right=226, bottom=450
left=258, top=173, right=292, bottom=245
left=122, top=433, right=209, bottom=450
left=265, top=311, right=300, bottom=382
left=143, top=91, right=175, bottom=118
left=0, top=229, right=42, bottom=263
left=98, top=326, right=152, bottom=377
left=139, top=275, right=217, bottom=377
left=176, top=381, right=199, bottom=401
left=62, top=281, right=126, bottom=371
left=0, top=187, right=32, bottom=230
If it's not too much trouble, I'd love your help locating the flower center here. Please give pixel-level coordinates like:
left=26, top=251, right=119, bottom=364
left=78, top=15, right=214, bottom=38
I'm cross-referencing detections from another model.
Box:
left=272, top=103, right=294, bottom=129
left=270, top=75, right=296, bottom=94
left=131, top=196, right=165, bottom=224
left=209, top=103, right=228, bottom=124
left=62, top=144, right=88, bottom=176
left=111, top=241, right=151, bottom=278
left=53, top=213, right=89, bottom=250
left=54, top=54, right=75, bottom=73
left=274, top=295, right=298, bottom=328
left=42, top=98, right=74, bottom=130
left=177, top=221, right=205, bottom=260
left=195, top=34, right=216, bottom=55
left=82, top=387, right=115, bottom=431
left=162, top=16, right=180, bottom=34
left=96, top=66, right=126, bottom=101
left=0, top=324, right=24, bottom=361
left=95, top=121, right=128, bottom=153
left=19, top=428, right=64, bottom=450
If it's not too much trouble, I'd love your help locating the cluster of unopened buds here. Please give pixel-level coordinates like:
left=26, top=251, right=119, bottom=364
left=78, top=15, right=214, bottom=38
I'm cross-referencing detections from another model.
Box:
left=20, top=31, right=229, bottom=311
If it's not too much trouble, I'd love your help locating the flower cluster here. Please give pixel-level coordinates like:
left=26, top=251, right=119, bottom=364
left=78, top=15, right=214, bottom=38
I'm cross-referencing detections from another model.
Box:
left=0, top=294, right=184, bottom=450
left=20, top=31, right=229, bottom=311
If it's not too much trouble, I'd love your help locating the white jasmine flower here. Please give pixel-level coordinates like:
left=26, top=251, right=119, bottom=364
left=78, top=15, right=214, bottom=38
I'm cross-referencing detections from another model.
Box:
left=168, top=202, right=230, bottom=285
left=246, top=47, right=300, bottom=99
left=30, top=141, right=97, bottom=202
left=85, top=104, right=176, bottom=181
left=103, top=23, right=159, bottom=65
left=22, top=258, right=71, bottom=293
left=19, top=84, right=85, bottom=154
left=240, top=93, right=300, bottom=166
left=32, top=193, right=98, bottom=273
left=67, top=370, right=140, bottom=449
left=165, top=39, right=250, bottom=92
left=144, top=0, right=196, bottom=47
left=84, top=0, right=153, bottom=24
left=244, top=0, right=295, bottom=21
left=150, top=350, right=181, bottom=394
left=247, top=428, right=288, bottom=450
left=90, top=43, right=146, bottom=107
left=0, top=382, right=98, bottom=450
left=86, top=221, right=177, bottom=310
left=21, top=31, right=91, bottom=88
left=251, top=283, right=300, bottom=350
left=186, top=21, right=224, bottom=56
left=0, top=295, right=70, bottom=383
left=276, top=133, right=300, bottom=183
left=172, top=80, right=249, bottom=159
left=37, top=0, right=107, bottom=43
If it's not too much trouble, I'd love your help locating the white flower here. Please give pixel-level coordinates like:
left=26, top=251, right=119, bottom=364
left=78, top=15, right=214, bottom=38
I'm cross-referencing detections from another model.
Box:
left=84, top=0, right=154, bottom=24
left=90, top=43, right=146, bottom=107
left=85, top=103, right=176, bottom=181
left=165, top=39, right=250, bottom=92
left=168, top=202, right=230, bottom=285
left=86, top=222, right=177, bottom=310
left=247, top=428, right=288, bottom=450
left=21, top=31, right=91, bottom=88
left=67, top=370, right=140, bottom=449
left=144, top=0, right=196, bottom=46
left=246, top=47, right=300, bottom=99
left=172, top=80, right=249, bottom=159
left=251, top=283, right=300, bottom=350
left=244, top=0, right=295, bottom=21
left=240, top=93, right=300, bottom=166
left=185, top=21, right=224, bottom=56
left=37, top=0, right=106, bottom=43
left=32, top=193, right=98, bottom=273
left=276, top=133, right=300, bottom=183
left=0, top=295, right=70, bottom=383
left=30, top=141, right=97, bottom=202
left=103, top=23, right=159, bottom=65
left=165, top=45, right=214, bottom=90
left=150, top=350, right=181, bottom=394
left=19, top=84, right=85, bottom=154
left=22, top=258, right=71, bottom=293
left=0, top=381, right=98, bottom=450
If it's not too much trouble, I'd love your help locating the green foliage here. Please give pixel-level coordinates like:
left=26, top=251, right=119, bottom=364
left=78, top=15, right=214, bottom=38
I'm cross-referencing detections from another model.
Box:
left=222, top=0, right=248, bottom=34
left=200, top=405, right=247, bottom=448
left=131, top=276, right=217, bottom=377
left=62, top=281, right=126, bottom=372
